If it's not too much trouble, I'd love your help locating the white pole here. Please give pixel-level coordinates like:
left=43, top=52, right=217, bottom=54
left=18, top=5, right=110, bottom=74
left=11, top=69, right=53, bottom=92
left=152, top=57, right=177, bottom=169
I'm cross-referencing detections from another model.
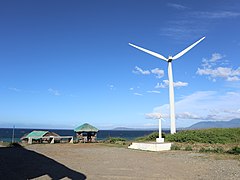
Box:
left=12, top=125, right=15, bottom=143
left=156, top=118, right=164, bottom=143
left=168, top=61, right=176, bottom=134
left=159, top=118, right=162, bottom=139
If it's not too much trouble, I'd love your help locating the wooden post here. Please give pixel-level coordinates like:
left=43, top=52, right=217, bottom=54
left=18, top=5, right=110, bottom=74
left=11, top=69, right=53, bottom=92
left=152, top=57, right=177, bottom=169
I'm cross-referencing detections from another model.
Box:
left=50, top=137, right=55, bottom=144
left=28, top=137, right=32, bottom=144
left=69, top=137, right=73, bottom=143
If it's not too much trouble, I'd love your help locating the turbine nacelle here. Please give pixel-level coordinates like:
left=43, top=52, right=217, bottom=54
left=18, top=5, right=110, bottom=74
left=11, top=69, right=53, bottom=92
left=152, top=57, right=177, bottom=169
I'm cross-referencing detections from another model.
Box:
left=168, top=56, right=173, bottom=62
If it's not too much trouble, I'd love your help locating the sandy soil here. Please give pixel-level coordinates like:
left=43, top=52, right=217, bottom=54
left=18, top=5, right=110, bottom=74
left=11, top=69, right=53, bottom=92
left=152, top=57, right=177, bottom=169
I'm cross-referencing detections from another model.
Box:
left=0, top=143, right=239, bottom=180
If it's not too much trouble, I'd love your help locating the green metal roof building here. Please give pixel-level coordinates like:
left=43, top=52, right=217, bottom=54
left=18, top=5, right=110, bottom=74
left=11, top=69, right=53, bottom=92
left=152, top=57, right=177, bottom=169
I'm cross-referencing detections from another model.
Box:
left=25, top=131, right=49, bottom=140
left=74, top=123, right=98, bottom=132
left=74, top=123, right=98, bottom=143
left=21, top=130, right=59, bottom=144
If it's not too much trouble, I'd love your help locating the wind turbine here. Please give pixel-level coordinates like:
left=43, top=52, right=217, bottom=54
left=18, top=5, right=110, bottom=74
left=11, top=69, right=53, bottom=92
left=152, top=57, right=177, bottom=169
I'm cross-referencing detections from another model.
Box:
left=129, top=37, right=205, bottom=134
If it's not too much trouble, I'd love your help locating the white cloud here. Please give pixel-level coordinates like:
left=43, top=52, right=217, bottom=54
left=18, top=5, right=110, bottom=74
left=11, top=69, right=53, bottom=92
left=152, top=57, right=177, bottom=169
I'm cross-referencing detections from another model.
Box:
left=109, top=84, right=116, bottom=90
left=160, top=24, right=205, bottom=41
left=151, top=68, right=164, bottom=78
left=155, top=80, right=188, bottom=88
left=155, top=82, right=166, bottom=89
left=133, top=66, right=164, bottom=79
left=227, top=76, right=240, bottom=82
left=167, top=3, right=187, bottom=10
left=147, top=90, right=160, bottom=94
left=133, top=66, right=150, bottom=75
left=209, top=53, right=224, bottom=62
left=197, top=53, right=240, bottom=82
left=197, top=67, right=240, bottom=81
left=134, top=93, right=143, bottom=96
left=176, top=112, right=201, bottom=119
left=149, top=91, right=240, bottom=121
left=160, top=8, right=240, bottom=40
left=145, top=113, right=162, bottom=119
left=9, top=87, right=21, bottom=92
left=201, top=53, right=225, bottom=68
left=174, top=81, right=189, bottom=87
left=48, top=88, right=60, bottom=96
left=194, top=11, right=240, bottom=19
left=8, top=87, right=39, bottom=94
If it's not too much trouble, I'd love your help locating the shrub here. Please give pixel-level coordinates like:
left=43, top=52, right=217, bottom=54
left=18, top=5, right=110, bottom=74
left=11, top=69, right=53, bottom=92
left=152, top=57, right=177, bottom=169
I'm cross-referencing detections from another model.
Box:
left=136, top=132, right=158, bottom=141
left=7, top=142, right=22, bottom=148
left=227, top=146, right=240, bottom=155
left=184, top=145, right=193, bottom=151
left=136, top=132, right=166, bottom=142
left=171, top=144, right=181, bottom=150
left=213, top=147, right=224, bottom=153
left=105, top=137, right=126, bottom=144
left=199, top=147, right=224, bottom=153
left=199, top=147, right=211, bottom=153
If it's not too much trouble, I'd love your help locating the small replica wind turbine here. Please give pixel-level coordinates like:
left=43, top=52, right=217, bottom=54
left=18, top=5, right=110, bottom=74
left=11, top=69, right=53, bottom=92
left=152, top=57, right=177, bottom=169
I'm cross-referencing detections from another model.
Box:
left=157, top=117, right=165, bottom=143
left=129, top=37, right=205, bottom=134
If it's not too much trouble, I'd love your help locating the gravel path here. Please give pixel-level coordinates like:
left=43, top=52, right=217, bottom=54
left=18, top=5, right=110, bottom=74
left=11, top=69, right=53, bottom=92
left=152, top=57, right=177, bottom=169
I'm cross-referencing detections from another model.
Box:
left=1, top=143, right=239, bottom=179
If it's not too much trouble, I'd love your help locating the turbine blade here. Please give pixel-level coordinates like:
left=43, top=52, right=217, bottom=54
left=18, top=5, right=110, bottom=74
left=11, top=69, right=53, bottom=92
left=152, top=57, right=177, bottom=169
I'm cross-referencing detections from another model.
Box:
left=172, top=36, right=205, bottom=60
left=129, top=43, right=168, bottom=61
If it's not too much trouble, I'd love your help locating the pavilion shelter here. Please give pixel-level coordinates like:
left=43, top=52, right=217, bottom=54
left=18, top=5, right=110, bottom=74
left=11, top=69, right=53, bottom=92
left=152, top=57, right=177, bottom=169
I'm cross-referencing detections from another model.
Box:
left=74, top=123, right=98, bottom=143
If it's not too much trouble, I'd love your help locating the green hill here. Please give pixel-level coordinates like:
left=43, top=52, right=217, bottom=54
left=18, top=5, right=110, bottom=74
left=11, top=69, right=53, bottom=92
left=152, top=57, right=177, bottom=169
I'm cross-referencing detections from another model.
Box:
left=137, top=128, right=240, bottom=144
left=188, top=119, right=240, bottom=129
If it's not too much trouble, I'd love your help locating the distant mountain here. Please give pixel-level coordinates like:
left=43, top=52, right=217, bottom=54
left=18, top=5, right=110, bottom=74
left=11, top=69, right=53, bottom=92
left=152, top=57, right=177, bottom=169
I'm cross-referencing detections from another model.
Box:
left=112, top=127, right=134, bottom=130
left=188, top=119, right=240, bottom=129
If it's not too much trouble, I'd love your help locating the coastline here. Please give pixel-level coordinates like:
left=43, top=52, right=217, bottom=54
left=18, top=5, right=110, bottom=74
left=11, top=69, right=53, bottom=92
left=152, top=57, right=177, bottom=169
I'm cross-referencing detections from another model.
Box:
left=0, top=128, right=158, bottom=142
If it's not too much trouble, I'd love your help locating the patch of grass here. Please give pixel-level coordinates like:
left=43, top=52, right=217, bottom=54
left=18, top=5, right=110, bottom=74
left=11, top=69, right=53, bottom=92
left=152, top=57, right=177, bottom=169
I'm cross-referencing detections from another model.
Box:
left=136, top=128, right=240, bottom=144
left=104, top=137, right=127, bottom=144
left=134, top=128, right=240, bottom=155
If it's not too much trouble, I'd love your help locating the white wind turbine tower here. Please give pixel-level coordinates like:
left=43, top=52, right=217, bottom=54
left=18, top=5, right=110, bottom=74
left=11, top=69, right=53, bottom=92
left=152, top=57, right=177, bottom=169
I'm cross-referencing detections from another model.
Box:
left=129, top=37, right=205, bottom=134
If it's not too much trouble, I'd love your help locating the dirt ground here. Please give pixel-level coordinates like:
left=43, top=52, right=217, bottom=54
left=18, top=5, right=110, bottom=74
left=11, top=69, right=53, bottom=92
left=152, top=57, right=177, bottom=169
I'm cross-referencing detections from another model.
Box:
left=0, top=143, right=239, bottom=180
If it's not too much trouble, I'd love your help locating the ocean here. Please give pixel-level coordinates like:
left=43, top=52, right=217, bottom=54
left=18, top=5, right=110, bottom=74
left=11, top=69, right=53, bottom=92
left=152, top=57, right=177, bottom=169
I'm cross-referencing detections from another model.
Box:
left=0, top=128, right=167, bottom=142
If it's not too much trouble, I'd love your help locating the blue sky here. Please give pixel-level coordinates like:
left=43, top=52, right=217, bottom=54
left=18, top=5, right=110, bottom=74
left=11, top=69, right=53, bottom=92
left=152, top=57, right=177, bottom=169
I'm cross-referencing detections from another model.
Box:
left=0, top=0, right=240, bottom=129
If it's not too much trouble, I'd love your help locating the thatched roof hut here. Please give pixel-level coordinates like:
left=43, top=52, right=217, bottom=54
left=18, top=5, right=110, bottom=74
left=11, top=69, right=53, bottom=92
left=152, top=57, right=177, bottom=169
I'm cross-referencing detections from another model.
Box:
left=74, top=123, right=98, bottom=143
